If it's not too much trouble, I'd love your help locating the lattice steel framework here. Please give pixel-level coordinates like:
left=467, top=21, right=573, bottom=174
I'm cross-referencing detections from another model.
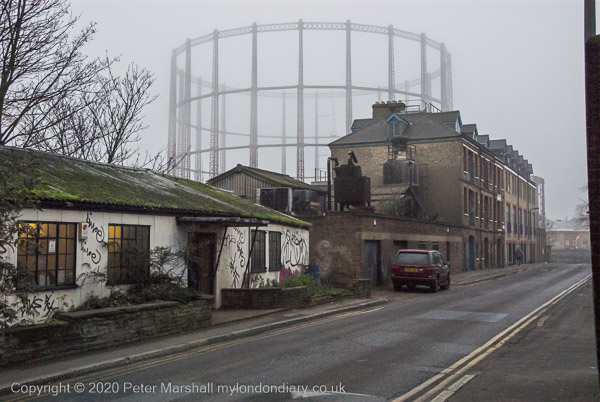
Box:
left=168, top=21, right=454, bottom=180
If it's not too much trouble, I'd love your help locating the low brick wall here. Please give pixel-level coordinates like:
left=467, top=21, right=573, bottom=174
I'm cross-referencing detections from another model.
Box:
left=0, top=297, right=213, bottom=367
left=349, top=279, right=372, bottom=298
left=221, top=287, right=310, bottom=309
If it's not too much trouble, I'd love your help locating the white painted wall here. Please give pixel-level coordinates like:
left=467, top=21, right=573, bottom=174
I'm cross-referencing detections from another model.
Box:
left=2, top=208, right=182, bottom=323
left=211, top=223, right=309, bottom=308
left=2, top=207, right=310, bottom=321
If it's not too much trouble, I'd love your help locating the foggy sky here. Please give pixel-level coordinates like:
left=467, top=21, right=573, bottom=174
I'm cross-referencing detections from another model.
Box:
left=69, top=0, right=595, bottom=221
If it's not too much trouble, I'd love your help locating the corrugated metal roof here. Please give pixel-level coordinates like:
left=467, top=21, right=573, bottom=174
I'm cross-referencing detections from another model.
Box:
left=207, top=164, right=324, bottom=193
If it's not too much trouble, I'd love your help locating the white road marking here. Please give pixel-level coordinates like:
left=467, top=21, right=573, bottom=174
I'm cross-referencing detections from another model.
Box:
left=430, top=390, right=455, bottom=402
left=290, top=390, right=377, bottom=399
left=429, top=375, right=476, bottom=402
left=537, top=315, right=550, bottom=327
left=418, top=310, right=508, bottom=323
left=447, top=374, right=476, bottom=392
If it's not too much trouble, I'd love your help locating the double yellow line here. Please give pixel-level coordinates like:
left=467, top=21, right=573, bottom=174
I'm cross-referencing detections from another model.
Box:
left=392, top=274, right=592, bottom=402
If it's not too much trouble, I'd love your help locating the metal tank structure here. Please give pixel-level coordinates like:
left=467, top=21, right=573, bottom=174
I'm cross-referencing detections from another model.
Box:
left=168, top=20, right=453, bottom=181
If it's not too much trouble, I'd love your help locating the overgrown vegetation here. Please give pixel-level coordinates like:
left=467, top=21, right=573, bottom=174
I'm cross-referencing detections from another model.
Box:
left=262, top=272, right=352, bottom=298
left=0, top=161, right=39, bottom=329
left=75, top=246, right=202, bottom=311
left=375, top=194, right=419, bottom=217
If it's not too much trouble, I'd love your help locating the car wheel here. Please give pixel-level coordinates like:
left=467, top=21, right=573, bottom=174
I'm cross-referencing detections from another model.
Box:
left=393, top=282, right=402, bottom=292
left=430, top=278, right=440, bottom=293
left=441, top=274, right=450, bottom=290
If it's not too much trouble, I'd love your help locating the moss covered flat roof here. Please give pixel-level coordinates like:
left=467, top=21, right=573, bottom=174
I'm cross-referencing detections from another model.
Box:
left=1, top=147, right=310, bottom=228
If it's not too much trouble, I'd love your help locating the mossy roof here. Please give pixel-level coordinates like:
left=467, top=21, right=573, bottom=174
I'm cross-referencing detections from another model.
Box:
left=1, top=147, right=310, bottom=228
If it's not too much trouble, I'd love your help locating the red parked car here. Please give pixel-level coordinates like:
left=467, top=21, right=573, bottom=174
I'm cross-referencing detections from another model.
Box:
left=391, top=249, right=450, bottom=293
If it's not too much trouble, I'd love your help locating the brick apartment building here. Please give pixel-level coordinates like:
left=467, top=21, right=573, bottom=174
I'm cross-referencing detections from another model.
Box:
left=326, top=101, right=542, bottom=272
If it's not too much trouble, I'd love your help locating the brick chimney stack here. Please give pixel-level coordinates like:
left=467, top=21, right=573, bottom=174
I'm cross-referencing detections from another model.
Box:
left=372, top=100, right=407, bottom=119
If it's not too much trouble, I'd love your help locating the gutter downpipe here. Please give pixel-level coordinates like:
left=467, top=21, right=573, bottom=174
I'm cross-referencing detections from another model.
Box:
left=327, top=157, right=339, bottom=212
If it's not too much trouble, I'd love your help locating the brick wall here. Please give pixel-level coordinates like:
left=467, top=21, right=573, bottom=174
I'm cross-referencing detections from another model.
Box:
left=331, top=146, right=389, bottom=187
left=349, top=279, right=372, bottom=298
left=415, top=140, right=463, bottom=225
left=221, top=287, right=310, bottom=309
left=306, top=212, right=466, bottom=286
left=330, top=139, right=465, bottom=225
left=328, top=138, right=506, bottom=272
left=0, top=297, right=213, bottom=367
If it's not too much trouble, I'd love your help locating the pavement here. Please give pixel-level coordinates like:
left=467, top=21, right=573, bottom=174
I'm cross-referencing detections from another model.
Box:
left=0, top=262, right=564, bottom=397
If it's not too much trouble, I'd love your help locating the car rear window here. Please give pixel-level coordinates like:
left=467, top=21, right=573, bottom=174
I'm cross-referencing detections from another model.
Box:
left=394, top=252, right=430, bottom=265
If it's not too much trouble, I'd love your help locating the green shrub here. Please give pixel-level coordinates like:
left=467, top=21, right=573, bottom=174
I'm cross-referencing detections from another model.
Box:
left=279, top=272, right=319, bottom=295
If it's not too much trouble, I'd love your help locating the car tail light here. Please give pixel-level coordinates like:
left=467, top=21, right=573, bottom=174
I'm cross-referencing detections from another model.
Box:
left=391, top=267, right=401, bottom=274
left=422, top=269, right=434, bottom=276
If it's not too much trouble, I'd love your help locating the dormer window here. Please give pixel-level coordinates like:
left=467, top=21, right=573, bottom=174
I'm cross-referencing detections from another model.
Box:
left=386, top=114, right=409, bottom=140
left=444, top=121, right=459, bottom=132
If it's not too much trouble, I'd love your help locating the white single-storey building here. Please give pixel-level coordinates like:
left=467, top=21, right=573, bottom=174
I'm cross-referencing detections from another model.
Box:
left=1, top=147, right=310, bottom=322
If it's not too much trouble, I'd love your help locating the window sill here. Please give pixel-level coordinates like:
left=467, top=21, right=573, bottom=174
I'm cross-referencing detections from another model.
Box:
left=24, top=284, right=78, bottom=292
left=106, top=281, right=136, bottom=286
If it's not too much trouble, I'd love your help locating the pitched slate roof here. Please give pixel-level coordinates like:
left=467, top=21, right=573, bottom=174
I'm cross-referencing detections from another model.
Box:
left=460, top=124, right=478, bottom=139
left=351, top=118, right=379, bottom=131
left=208, top=164, right=325, bottom=193
left=1, top=146, right=309, bottom=228
left=477, top=135, right=490, bottom=146
left=329, top=111, right=462, bottom=147
left=488, top=139, right=507, bottom=150
left=427, top=111, right=462, bottom=126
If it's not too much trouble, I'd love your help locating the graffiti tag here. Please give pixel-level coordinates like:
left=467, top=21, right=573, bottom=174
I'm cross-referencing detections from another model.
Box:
left=225, top=227, right=246, bottom=288
left=80, top=242, right=101, bottom=264
left=86, top=212, right=105, bottom=243
left=282, top=230, right=308, bottom=269
left=80, top=212, right=104, bottom=265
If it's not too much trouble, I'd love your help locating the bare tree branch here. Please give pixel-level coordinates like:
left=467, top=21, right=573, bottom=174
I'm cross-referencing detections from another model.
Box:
left=90, top=59, right=157, bottom=165
left=1, top=0, right=158, bottom=168
left=0, top=0, right=106, bottom=146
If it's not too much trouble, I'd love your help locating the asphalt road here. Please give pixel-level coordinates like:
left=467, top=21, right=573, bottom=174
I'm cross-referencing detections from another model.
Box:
left=447, top=275, right=598, bottom=402
left=12, top=263, right=592, bottom=402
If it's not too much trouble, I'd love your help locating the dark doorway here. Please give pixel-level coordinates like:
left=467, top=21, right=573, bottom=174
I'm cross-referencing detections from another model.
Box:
left=363, top=240, right=382, bottom=285
left=468, top=236, right=475, bottom=271
left=484, top=238, right=489, bottom=268
left=188, top=232, right=216, bottom=295
left=497, top=239, right=503, bottom=267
